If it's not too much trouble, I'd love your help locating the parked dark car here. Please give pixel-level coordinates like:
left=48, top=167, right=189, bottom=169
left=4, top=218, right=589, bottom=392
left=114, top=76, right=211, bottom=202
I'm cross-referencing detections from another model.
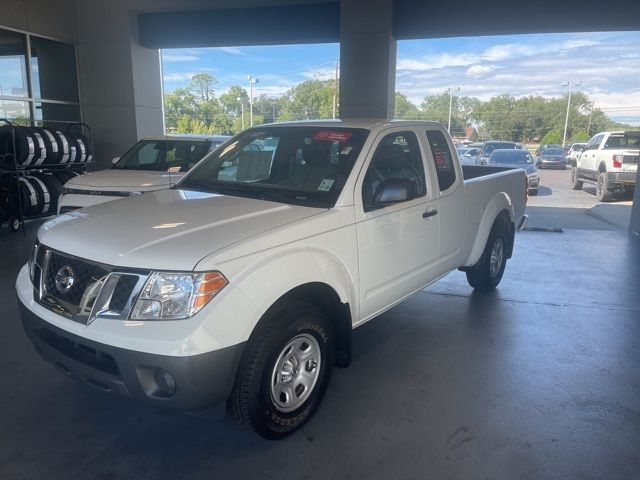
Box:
left=488, top=149, right=540, bottom=195
left=479, top=141, right=517, bottom=165
left=537, top=148, right=566, bottom=169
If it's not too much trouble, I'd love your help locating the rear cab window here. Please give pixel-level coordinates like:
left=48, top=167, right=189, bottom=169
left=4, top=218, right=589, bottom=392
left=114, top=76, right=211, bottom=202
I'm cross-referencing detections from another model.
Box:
left=426, top=130, right=457, bottom=192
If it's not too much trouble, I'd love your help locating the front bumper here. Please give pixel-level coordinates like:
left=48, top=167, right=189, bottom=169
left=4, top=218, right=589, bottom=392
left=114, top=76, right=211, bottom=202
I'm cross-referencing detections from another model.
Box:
left=607, top=171, right=637, bottom=186
left=537, top=161, right=565, bottom=169
left=527, top=176, right=540, bottom=189
left=19, top=299, right=245, bottom=409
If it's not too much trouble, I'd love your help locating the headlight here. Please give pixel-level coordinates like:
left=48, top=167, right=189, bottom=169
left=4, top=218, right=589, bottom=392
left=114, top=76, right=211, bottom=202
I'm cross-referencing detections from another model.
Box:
left=131, top=271, right=228, bottom=320
left=28, top=242, right=38, bottom=282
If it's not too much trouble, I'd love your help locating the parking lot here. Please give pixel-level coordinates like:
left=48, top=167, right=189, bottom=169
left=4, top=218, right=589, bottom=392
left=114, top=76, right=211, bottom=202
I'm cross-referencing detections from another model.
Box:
left=525, top=168, right=633, bottom=231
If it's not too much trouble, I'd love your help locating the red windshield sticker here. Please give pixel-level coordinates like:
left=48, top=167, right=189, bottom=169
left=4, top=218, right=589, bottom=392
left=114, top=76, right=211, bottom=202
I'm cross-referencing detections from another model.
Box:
left=312, top=130, right=353, bottom=142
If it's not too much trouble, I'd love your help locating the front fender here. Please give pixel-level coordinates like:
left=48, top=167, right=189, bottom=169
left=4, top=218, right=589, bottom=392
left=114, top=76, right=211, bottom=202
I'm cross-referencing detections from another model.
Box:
left=218, top=247, right=356, bottom=343
left=463, top=192, right=514, bottom=267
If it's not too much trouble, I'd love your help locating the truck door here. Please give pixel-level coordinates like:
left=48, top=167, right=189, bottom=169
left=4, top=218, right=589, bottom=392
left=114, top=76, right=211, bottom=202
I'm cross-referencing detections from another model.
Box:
left=355, top=129, right=440, bottom=322
left=580, top=134, right=604, bottom=178
left=424, top=129, right=466, bottom=274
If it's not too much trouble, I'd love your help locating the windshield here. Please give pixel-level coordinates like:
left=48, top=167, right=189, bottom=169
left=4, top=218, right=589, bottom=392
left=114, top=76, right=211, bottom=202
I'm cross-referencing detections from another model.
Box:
left=489, top=150, right=532, bottom=164
left=113, top=140, right=207, bottom=172
left=178, top=127, right=369, bottom=208
left=483, top=142, right=515, bottom=155
left=542, top=148, right=564, bottom=155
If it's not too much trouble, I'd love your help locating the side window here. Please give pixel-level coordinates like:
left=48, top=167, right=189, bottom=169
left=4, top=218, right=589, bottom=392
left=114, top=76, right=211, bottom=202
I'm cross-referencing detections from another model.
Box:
left=586, top=135, right=602, bottom=150
left=604, top=135, right=622, bottom=150
left=362, top=131, right=426, bottom=211
left=135, top=143, right=159, bottom=166
left=426, top=130, right=457, bottom=191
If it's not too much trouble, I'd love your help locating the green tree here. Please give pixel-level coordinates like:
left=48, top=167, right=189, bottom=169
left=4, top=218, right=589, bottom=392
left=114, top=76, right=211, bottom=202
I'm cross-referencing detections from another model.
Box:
left=394, top=92, right=422, bottom=119
left=279, top=80, right=334, bottom=121
left=540, top=131, right=562, bottom=145
left=190, top=73, right=216, bottom=102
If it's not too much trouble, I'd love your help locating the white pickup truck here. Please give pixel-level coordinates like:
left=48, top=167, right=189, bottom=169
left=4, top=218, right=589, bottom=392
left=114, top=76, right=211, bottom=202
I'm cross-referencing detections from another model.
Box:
left=571, top=131, right=639, bottom=201
left=17, top=120, right=527, bottom=439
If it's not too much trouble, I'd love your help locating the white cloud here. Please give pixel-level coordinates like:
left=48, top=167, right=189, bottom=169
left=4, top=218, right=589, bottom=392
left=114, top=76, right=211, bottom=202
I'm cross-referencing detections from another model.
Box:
left=218, top=47, right=246, bottom=55
left=162, top=53, right=199, bottom=62
left=465, top=65, right=495, bottom=78
left=163, top=72, right=196, bottom=82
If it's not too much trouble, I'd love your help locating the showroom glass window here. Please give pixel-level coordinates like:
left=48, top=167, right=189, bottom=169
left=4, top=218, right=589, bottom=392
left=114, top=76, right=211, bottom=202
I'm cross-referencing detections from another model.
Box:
left=0, top=27, right=80, bottom=127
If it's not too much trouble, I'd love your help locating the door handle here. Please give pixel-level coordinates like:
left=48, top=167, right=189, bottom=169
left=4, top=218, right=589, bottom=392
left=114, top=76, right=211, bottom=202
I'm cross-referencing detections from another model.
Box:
left=423, top=209, right=438, bottom=219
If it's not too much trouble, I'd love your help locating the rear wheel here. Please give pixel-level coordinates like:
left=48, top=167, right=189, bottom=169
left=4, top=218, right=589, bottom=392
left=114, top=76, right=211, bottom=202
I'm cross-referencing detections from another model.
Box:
left=596, top=172, right=613, bottom=202
left=466, top=224, right=508, bottom=292
left=570, top=167, right=583, bottom=190
left=228, top=300, right=334, bottom=439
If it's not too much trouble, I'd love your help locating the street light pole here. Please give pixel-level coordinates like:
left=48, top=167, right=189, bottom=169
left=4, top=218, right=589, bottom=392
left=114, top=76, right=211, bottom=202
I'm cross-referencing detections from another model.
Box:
left=237, top=96, right=244, bottom=130
left=248, top=75, right=259, bottom=127
left=332, top=58, right=339, bottom=119
left=447, top=86, right=460, bottom=133
left=587, top=100, right=595, bottom=136
left=562, top=80, right=582, bottom=148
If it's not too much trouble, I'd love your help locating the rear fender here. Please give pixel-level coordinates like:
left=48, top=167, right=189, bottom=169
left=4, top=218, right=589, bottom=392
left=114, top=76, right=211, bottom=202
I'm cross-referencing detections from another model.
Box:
left=463, top=193, right=514, bottom=267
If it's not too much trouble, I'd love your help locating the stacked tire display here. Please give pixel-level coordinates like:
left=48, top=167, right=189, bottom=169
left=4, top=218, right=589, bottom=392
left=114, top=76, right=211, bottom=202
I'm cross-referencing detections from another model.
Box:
left=0, top=122, right=93, bottom=232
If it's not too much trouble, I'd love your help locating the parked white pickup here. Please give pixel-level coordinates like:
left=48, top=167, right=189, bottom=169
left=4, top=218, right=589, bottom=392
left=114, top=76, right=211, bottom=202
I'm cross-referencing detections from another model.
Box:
left=571, top=131, right=639, bottom=201
left=18, top=120, right=527, bottom=439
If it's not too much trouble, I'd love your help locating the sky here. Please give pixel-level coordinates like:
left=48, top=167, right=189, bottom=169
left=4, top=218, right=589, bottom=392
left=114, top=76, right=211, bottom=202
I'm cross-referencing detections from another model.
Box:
left=161, top=31, right=640, bottom=125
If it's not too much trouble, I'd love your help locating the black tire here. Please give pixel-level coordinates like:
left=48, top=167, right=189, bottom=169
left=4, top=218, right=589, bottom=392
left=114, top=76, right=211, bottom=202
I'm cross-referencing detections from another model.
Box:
left=570, top=167, right=583, bottom=190
left=34, top=128, right=60, bottom=165
left=596, top=172, right=613, bottom=202
left=466, top=221, right=508, bottom=292
left=32, top=172, right=63, bottom=214
left=228, top=300, right=334, bottom=439
left=528, top=189, right=538, bottom=196
left=68, top=133, right=93, bottom=164
left=24, top=175, right=51, bottom=215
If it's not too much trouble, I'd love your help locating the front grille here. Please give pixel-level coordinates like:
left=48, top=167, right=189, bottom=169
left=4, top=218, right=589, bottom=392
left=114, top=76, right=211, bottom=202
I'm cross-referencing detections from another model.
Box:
left=34, top=244, right=149, bottom=323
left=66, top=188, right=129, bottom=197
left=44, top=251, right=109, bottom=308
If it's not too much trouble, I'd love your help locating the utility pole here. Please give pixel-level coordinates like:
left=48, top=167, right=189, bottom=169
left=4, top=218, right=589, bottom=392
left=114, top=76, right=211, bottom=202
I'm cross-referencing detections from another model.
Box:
left=332, top=58, right=339, bottom=119
left=562, top=80, right=582, bottom=148
left=447, top=86, right=460, bottom=133
left=587, top=100, right=595, bottom=136
left=237, top=96, right=245, bottom=130
left=248, top=75, right=259, bottom=127
left=272, top=101, right=276, bottom=123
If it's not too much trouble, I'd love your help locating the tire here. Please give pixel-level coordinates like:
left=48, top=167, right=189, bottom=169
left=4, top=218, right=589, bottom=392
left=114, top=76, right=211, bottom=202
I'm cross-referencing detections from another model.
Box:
left=596, top=172, right=613, bottom=202
left=528, top=189, right=538, bottom=196
left=68, top=133, right=93, bottom=164
left=570, top=167, right=583, bottom=190
left=466, top=223, right=508, bottom=292
left=35, top=128, right=61, bottom=165
left=25, top=175, right=51, bottom=215
left=32, top=172, right=63, bottom=214
left=228, top=300, right=334, bottom=439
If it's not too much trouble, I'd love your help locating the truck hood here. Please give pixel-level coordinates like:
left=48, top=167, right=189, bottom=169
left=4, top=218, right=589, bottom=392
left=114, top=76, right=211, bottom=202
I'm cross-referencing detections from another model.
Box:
left=66, top=169, right=184, bottom=190
left=39, top=189, right=324, bottom=270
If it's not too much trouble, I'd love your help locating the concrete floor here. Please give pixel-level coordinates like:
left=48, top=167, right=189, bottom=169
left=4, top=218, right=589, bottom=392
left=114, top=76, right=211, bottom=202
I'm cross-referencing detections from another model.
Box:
left=1, top=203, right=640, bottom=479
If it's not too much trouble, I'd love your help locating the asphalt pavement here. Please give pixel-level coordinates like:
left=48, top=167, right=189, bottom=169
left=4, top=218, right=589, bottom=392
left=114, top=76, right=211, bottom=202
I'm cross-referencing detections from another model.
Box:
left=525, top=167, right=633, bottom=231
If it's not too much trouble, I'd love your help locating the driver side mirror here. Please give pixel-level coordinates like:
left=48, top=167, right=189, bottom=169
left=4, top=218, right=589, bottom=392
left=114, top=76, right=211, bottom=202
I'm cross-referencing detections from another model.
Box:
left=111, top=157, right=120, bottom=165
left=373, top=178, right=417, bottom=208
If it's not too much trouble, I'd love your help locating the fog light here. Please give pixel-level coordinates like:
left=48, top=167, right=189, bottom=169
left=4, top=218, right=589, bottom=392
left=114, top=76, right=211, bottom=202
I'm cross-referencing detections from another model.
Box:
left=154, top=369, right=176, bottom=397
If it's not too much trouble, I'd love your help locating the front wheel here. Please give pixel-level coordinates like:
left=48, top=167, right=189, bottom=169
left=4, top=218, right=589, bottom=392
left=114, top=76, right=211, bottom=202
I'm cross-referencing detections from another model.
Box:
left=466, top=227, right=508, bottom=292
left=228, top=300, right=334, bottom=439
left=528, top=189, right=538, bottom=196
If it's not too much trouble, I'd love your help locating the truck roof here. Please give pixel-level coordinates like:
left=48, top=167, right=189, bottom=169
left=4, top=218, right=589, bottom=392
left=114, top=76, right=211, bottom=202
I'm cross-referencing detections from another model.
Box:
left=143, top=134, right=232, bottom=141
left=252, top=119, right=446, bottom=130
